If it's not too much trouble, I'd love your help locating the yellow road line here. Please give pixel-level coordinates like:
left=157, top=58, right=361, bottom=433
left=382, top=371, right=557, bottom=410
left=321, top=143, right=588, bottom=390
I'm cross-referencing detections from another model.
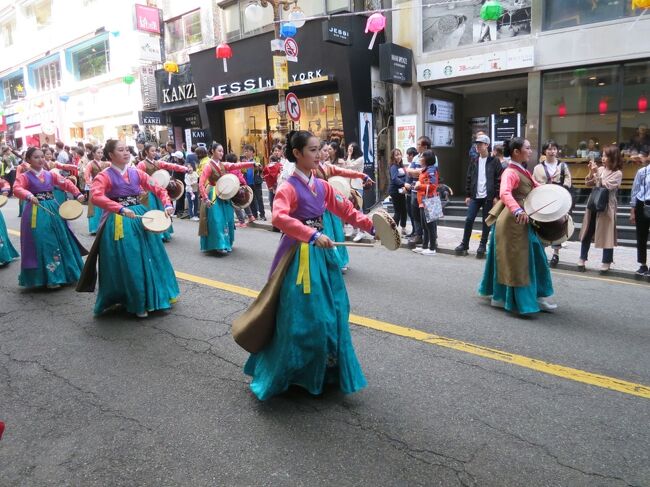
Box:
left=176, top=270, right=650, bottom=400
left=552, top=270, right=649, bottom=287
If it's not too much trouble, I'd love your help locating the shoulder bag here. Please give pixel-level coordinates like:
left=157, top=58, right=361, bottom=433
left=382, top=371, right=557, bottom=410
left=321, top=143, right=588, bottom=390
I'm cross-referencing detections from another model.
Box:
left=422, top=183, right=443, bottom=223
left=586, top=179, right=609, bottom=213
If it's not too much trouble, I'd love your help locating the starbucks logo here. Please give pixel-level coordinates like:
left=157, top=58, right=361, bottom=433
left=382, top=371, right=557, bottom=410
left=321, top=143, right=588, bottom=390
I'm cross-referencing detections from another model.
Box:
left=444, top=65, right=453, bottom=76
left=423, top=68, right=432, bottom=80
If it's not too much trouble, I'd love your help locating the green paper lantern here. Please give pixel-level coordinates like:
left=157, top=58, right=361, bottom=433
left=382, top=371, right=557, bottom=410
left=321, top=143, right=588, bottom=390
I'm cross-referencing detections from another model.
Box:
left=480, top=0, right=503, bottom=21
left=123, top=75, right=135, bottom=85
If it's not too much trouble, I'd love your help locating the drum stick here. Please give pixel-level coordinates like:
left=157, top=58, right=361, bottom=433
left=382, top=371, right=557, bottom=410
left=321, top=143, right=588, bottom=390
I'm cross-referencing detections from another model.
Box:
left=528, top=199, right=557, bottom=217
left=133, top=215, right=155, bottom=221
left=333, top=242, right=375, bottom=248
left=34, top=202, right=59, bottom=218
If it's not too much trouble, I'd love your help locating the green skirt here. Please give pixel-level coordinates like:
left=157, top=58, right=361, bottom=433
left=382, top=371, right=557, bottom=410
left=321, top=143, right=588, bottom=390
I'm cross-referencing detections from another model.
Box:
left=200, top=188, right=235, bottom=253
left=0, top=211, right=19, bottom=265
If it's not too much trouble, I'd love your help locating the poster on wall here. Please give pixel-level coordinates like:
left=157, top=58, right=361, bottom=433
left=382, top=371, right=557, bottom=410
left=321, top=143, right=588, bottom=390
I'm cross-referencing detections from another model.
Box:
left=422, top=0, right=531, bottom=53
left=395, top=115, right=418, bottom=156
left=426, top=124, right=455, bottom=148
left=469, top=116, right=490, bottom=137
left=425, top=98, right=454, bottom=123
left=358, top=112, right=375, bottom=170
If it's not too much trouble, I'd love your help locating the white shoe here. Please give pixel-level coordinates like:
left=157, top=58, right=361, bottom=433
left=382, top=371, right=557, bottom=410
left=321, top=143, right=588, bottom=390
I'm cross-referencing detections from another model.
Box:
left=191, top=216, right=199, bottom=221
left=538, top=297, right=558, bottom=312
left=136, top=311, right=148, bottom=318
left=341, top=266, right=348, bottom=274
left=421, top=249, right=437, bottom=256
left=46, top=284, right=61, bottom=289
left=490, top=298, right=505, bottom=309
left=412, top=247, right=423, bottom=253
left=353, top=232, right=364, bottom=242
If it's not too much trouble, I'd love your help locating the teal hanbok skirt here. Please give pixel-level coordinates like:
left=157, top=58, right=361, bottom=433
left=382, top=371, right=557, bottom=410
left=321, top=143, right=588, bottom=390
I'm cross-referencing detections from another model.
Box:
left=53, top=187, right=67, bottom=205
left=0, top=211, right=19, bottom=265
left=200, top=187, right=235, bottom=253
left=244, top=243, right=367, bottom=400
left=18, top=198, right=24, bottom=217
left=94, top=204, right=179, bottom=316
left=18, top=200, right=84, bottom=288
left=322, top=209, right=349, bottom=269
left=478, top=225, right=554, bottom=314
left=88, top=204, right=103, bottom=234
left=147, top=192, right=173, bottom=241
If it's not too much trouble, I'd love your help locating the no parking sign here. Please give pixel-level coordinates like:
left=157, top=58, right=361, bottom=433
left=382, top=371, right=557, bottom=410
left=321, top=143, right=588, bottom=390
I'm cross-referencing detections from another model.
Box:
left=285, top=92, right=301, bottom=122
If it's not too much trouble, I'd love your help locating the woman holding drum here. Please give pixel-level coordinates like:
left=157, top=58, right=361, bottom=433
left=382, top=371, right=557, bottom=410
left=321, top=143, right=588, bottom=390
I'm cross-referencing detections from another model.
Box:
left=84, top=146, right=110, bottom=235
left=13, top=147, right=86, bottom=289
left=84, top=139, right=178, bottom=318
left=136, top=143, right=187, bottom=242
left=240, top=130, right=377, bottom=400
left=0, top=177, right=19, bottom=266
left=478, top=138, right=556, bottom=314
left=198, top=143, right=254, bottom=254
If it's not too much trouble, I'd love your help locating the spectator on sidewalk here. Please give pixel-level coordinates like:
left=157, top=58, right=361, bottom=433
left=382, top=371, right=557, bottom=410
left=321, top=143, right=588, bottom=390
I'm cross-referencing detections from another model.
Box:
left=184, top=163, right=200, bottom=221
left=243, top=144, right=265, bottom=221
left=171, top=151, right=187, bottom=217
left=629, top=149, right=650, bottom=278
left=263, top=151, right=283, bottom=211
left=407, top=136, right=434, bottom=246
left=186, top=144, right=199, bottom=170
left=532, top=139, right=573, bottom=267
left=388, top=148, right=408, bottom=236
left=578, top=145, right=623, bottom=274
left=455, top=134, right=502, bottom=258
left=412, top=150, right=439, bottom=256
left=404, top=147, right=419, bottom=237
left=344, top=142, right=367, bottom=241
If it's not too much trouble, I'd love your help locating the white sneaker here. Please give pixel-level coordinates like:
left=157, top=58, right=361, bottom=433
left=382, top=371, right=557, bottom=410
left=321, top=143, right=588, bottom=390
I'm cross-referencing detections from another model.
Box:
left=490, top=298, right=505, bottom=309
left=136, top=311, right=148, bottom=318
left=341, top=266, right=348, bottom=274
left=191, top=216, right=199, bottom=221
left=353, top=232, right=364, bottom=242
left=421, top=249, right=437, bottom=256
left=538, top=297, right=558, bottom=312
left=46, top=284, right=61, bottom=289
left=412, top=247, right=423, bottom=253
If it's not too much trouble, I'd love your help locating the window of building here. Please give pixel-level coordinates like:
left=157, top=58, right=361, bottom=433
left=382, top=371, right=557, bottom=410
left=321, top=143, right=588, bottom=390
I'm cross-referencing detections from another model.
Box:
left=1, top=18, right=15, bottom=47
left=543, top=0, right=645, bottom=30
left=223, top=3, right=241, bottom=40
left=621, top=61, right=650, bottom=154
left=26, top=0, right=52, bottom=30
left=165, top=9, right=202, bottom=53
left=30, top=58, right=61, bottom=92
left=2, top=73, right=26, bottom=102
left=281, top=2, right=324, bottom=21
left=326, top=0, right=350, bottom=13
left=67, top=36, right=110, bottom=81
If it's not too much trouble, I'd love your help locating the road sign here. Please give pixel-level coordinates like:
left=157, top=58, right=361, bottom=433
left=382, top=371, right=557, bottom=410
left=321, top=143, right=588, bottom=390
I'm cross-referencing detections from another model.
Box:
left=284, top=37, right=298, bottom=63
left=285, top=92, right=301, bottom=122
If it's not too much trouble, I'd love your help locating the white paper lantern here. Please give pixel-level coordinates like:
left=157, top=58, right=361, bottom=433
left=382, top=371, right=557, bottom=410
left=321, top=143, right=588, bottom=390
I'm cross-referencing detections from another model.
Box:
left=288, top=8, right=306, bottom=28
left=244, top=3, right=264, bottom=23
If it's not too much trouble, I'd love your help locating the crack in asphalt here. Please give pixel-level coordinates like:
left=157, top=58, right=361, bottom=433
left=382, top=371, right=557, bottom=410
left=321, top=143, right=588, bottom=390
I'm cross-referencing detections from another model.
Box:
left=473, top=417, right=639, bottom=486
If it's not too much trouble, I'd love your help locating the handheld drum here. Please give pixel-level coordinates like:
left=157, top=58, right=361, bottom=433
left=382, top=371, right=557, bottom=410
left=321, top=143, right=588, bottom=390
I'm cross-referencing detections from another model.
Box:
left=216, top=173, right=241, bottom=200
left=140, top=210, right=172, bottom=234
left=328, top=176, right=352, bottom=199
left=151, top=170, right=171, bottom=189
left=524, top=185, right=573, bottom=246
left=232, top=185, right=254, bottom=209
left=58, top=200, right=84, bottom=220
left=0, top=194, right=7, bottom=208
left=166, top=179, right=185, bottom=201
left=372, top=210, right=402, bottom=251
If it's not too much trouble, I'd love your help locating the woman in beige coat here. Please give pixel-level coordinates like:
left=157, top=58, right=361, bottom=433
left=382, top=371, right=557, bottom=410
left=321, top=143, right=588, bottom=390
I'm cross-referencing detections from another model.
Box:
left=577, top=145, right=623, bottom=274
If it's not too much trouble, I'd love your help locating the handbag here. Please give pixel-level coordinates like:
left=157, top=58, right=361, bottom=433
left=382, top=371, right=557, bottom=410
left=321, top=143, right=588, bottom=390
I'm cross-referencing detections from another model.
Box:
left=422, top=185, right=443, bottom=223
left=587, top=186, right=609, bottom=213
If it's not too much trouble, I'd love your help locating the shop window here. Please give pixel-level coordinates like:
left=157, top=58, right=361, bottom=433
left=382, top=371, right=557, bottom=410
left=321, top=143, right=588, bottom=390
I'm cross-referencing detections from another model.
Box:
left=223, top=3, right=241, bottom=40
left=224, top=104, right=269, bottom=159
left=2, top=74, right=26, bottom=102
left=621, top=61, right=650, bottom=155
left=165, top=9, right=203, bottom=53
left=25, top=0, right=52, bottom=30
left=541, top=66, right=620, bottom=160
left=422, top=0, right=531, bottom=53
left=31, top=59, right=61, bottom=92
left=326, top=0, right=350, bottom=13
left=300, top=93, right=344, bottom=142
left=1, top=18, right=15, bottom=47
left=281, top=2, right=324, bottom=21
left=543, top=0, right=644, bottom=30
left=68, top=37, right=110, bottom=81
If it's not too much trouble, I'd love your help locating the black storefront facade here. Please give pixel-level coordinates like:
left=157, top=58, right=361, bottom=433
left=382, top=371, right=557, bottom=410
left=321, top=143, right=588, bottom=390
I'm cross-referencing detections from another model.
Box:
left=155, top=63, right=202, bottom=149
left=189, top=16, right=380, bottom=162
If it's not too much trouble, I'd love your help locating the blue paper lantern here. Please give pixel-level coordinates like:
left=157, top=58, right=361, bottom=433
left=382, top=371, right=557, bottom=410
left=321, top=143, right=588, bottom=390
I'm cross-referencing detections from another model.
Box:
left=280, top=22, right=297, bottom=38
left=59, top=94, right=70, bottom=103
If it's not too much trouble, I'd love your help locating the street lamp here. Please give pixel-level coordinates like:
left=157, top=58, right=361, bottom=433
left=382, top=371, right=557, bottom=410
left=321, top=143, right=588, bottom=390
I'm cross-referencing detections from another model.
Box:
left=244, top=0, right=303, bottom=137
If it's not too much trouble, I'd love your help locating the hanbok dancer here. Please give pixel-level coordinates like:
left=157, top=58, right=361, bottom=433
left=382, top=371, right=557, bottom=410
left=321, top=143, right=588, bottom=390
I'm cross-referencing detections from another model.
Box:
left=84, top=146, right=110, bottom=235
left=0, top=177, right=19, bottom=266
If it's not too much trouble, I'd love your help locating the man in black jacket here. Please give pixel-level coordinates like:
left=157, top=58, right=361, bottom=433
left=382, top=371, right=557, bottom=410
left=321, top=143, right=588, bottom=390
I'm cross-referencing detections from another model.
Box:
left=455, top=134, right=503, bottom=257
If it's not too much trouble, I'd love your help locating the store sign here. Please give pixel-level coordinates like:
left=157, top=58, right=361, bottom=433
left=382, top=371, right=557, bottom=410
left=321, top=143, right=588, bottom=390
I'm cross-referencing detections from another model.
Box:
left=322, top=20, right=352, bottom=46
left=189, top=129, right=210, bottom=146
left=156, top=63, right=197, bottom=108
left=137, top=33, right=162, bottom=63
left=379, top=43, right=412, bottom=86
left=162, top=83, right=196, bottom=103
left=206, top=69, right=325, bottom=98
left=135, top=4, right=161, bottom=35
left=416, top=46, right=534, bottom=82
left=140, top=65, right=157, bottom=111
left=139, top=111, right=164, bottom=125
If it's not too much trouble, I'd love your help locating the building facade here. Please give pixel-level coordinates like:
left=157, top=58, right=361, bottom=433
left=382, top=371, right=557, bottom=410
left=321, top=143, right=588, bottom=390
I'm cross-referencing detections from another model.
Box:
left=393, top=0, right=650, bottom=198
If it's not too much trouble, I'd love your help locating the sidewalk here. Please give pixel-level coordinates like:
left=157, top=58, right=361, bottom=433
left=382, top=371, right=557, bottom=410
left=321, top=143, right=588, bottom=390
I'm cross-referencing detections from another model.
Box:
left=249, top=209, right=647, bottom=283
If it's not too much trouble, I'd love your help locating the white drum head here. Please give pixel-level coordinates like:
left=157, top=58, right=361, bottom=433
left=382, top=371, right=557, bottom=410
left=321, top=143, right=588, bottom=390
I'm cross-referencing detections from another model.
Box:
left=151, top=170, right=171, bottom=188
left=141, top=210, right=171, bottom=233
left=216, top=174, right=240, bottom=200
left=524, top=184, right=572, bottom=223
left=372, top=211, right=401, bottom=251
left=328, top=176, right=351, bottom=199
left=59, top=200, right=84, bottom=220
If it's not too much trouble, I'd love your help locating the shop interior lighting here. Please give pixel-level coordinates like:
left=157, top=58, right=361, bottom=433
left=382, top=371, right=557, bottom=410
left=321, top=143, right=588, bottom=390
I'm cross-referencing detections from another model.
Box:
left=598, top=81, right=606, bottom=86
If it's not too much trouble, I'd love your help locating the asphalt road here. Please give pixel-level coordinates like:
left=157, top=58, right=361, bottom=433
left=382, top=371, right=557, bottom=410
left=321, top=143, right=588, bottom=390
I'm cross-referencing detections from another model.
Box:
left=1, top=198, right=649, bottom=487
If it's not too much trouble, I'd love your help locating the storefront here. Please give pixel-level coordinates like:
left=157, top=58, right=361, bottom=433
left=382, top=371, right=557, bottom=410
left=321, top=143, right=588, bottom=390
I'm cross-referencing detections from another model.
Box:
left=190, top=16, right=378, bottom=161
left=155, top=62, right=202, bottom=149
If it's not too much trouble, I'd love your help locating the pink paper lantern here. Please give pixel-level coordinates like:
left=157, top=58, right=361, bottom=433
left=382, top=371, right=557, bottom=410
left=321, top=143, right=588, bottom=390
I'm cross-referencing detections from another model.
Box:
left=88, top=86, right=99, bottom=94
left=365, top=13, right=386, bottom=50
left=216, top=43, right=233, bottom=73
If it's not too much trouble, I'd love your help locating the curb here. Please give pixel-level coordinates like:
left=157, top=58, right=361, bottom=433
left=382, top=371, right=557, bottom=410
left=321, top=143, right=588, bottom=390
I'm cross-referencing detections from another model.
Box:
left=247, top=221, right=648, bottom=284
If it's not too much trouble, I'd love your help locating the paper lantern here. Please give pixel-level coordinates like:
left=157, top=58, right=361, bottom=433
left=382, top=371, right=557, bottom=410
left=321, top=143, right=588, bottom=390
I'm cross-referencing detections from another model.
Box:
left=280, top=22, right=297, bottom=38
left=163, top=61, right=179, bottom=84
left=216, top=43, right=232, bottom=72
left=480, top=0, right=503, bottom=21
left=365, top=13, right=386, bottom=50
left=244, top=2, right=263, bottom=23
left=599, top=98, right=608, bottom=115
left=288, top=7, right=306, bottom=28
left=638, top=94, right=648, bottom=113
left=632, top=0, right=650, bottom=9
left=59, top=94, right=70, bottom=103
left=557, top=100, right=567, bottom=118
left=123, top=75, right=135, bottom=85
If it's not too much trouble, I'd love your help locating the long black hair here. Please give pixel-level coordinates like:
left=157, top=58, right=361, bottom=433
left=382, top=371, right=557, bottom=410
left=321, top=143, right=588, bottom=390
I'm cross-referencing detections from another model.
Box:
left=329, top=141, right=344, bottom=160
left=503, top=137, right=526, bottom=158
left=348, top=142, right=362, bottom=159
left=285, top=130, right=314, bottom=162
left=421, top=149, right=437, bottom=167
